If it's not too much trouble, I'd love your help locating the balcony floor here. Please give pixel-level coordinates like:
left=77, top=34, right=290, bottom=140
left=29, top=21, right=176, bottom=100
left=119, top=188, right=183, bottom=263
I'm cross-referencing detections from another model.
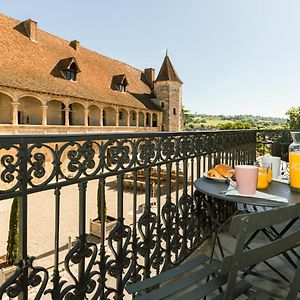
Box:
left=179, top=217, right=299, bottom=299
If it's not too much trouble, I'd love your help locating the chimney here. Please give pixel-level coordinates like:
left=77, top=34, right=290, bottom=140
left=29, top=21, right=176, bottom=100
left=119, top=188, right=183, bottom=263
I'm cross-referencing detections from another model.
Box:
left=69, top=40, right=80, bottom=50
left=144, top=68, right=155, bottom=87
left=24, top=19, right=38, bottom=42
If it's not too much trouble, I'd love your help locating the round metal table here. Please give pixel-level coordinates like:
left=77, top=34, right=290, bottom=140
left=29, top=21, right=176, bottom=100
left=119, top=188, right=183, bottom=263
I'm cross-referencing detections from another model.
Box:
left=194, top=177, right=300, bottom=280
left=194, top=177, right=300, bottom=207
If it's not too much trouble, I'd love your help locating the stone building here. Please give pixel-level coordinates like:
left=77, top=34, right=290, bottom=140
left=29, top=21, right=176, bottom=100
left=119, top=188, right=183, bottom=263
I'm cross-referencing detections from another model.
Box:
left=0, top=13, right=183, bottom=134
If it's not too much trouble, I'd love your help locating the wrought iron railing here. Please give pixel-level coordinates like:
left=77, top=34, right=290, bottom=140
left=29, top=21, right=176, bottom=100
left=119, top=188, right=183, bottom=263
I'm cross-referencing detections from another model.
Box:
left=0, top=130, right=288, bottom=299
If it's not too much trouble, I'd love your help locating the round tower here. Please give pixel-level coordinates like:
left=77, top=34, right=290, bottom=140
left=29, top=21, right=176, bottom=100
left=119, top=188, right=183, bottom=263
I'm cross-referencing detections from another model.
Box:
left=153, top=54, right=183, bottom=132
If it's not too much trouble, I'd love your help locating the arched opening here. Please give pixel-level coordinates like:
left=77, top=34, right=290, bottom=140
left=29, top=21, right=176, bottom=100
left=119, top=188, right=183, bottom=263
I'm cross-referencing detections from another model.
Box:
left=88, top=105, right=100, bottom=126
left=0, top=93, right=13, bottom=124
left=70, top=102, right=84, bottom=126
left=118, top=108, right=128, bottom=126
left=18, top=96, right=42, bottom=125
left=146, top=113, right=151, bottom=127
left=47, top=100, right=65, bottom=125
left=103, top=107, right=116, bottom=126
left=130, top=110, right=136, bottom=126
left=152, top=113, right=158, bottom=127
left=138, top=112, right=145, bottom=127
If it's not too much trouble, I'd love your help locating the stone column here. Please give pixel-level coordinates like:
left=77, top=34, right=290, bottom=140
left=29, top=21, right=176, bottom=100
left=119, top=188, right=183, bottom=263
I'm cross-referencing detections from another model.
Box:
left=64, top=107, right=70, bottom=126
left=160, top=113, right=163, bottom=130
left=116, top=108, right=119, bottom=127
left=41, top=105, right=48, bottom=126
left=84, top=109, right=89, bottom=126
left=136, top=110, right=139, bottom=127
left=99, top=108, right=103, bottom=127
left=149, top=114, right=152, bottom=127
left=127, top=111, right=130, bottom=126
left=12, top=102, right=19, bottom=125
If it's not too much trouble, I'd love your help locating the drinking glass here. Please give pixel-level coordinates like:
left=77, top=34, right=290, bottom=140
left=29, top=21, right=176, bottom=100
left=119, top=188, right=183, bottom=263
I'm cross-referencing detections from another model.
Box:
left=267, top=164, right=272, bottom=183
left=255, top=162, right=269, bottom=189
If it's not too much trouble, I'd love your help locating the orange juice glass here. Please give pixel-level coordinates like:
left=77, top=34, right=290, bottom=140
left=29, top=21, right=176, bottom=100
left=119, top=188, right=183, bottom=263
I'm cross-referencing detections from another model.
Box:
left=289, top=131, right=300, bottom=192
left=267, top=167, right=272, bottom=183
left=289, top=152, right=300, bottom=190
left=256, top=163, right=269, bottom=189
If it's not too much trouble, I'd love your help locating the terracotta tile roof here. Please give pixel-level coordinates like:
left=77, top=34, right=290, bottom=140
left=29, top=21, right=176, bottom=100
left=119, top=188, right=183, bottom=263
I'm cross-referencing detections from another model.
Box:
left=130, top=93, right=161, bottom=111
left=155, top=55, right=183, bottom=83
left=0, top=13, right=159, bottom=110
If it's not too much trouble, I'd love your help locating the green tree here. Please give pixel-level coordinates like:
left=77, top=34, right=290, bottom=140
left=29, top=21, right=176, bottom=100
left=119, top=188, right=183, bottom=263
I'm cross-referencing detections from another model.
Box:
left=7, top=196, right=19, bottom=266
left=183, top=109, right=193, bottom=126
left=286, top=106, right=300, bottom=130
left=97, top=179, right=107, bottom=223
left=218, top=121, right=251, bottom=130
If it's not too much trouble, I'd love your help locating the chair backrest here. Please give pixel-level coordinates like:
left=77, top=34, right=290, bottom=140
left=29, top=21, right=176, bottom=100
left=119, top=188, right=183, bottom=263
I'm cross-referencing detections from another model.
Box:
left=221, top=203, right=300, bottom=300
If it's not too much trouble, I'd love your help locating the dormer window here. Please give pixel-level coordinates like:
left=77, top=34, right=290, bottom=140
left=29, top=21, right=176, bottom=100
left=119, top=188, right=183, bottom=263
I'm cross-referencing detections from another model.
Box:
left=62, top=62, right=77, bottom=81
left=117, top=84, right=125, bottom=92
left=111, top=74, right=128, bottom=92
left=52, top=57, right=81, bottom=81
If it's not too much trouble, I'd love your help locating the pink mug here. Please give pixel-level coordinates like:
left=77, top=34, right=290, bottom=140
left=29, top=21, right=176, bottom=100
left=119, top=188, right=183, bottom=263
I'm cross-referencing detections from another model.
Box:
left=227, top=165, right=258, bottom=195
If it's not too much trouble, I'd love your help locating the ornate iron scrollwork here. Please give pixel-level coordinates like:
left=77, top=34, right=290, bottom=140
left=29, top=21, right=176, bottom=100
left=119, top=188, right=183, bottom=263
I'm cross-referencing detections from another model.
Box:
left=1, top=155, right=17, bottom=183
left=161, top=137, right=176, bottom=160
left=0, top=256, right=48, bottom=299
left=45, top=235, right=100, bottom=299
left=0, top=130, right=289, bottom=298
left=0, top=145, right=21, bottom=192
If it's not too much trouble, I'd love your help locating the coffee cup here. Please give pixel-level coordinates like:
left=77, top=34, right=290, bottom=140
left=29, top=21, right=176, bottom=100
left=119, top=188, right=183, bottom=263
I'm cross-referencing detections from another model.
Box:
left=227, top=165, right=258, bottom=195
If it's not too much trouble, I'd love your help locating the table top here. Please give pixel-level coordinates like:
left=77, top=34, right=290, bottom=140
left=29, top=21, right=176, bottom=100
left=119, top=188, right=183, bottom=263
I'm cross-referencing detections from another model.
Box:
left=194, top=177, right=300, bottom=207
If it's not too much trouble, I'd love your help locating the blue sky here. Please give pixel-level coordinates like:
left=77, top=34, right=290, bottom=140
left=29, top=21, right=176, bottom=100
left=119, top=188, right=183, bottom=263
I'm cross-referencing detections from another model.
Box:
left=2, top=0, right=300, bottom=117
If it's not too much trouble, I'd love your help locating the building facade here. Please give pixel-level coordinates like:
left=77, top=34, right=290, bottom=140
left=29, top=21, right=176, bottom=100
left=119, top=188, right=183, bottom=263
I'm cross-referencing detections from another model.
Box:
left=0, top=14, right=183, bottom=134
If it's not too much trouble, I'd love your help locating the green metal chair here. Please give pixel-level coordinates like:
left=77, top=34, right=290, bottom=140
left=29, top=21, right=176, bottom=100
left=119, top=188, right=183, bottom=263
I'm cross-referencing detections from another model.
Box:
left=126, top=203, right=300, bottom=299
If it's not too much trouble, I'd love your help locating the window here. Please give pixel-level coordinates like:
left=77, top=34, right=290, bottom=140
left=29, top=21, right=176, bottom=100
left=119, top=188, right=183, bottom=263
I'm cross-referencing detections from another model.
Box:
left=173, top=108, right=176, bottom=115
left=57, top=58, right=80, bottom=81
left=119, top=111, right=123, bottom=120
left=63, top=69, right=77, bottom=81
left=146, top=113, right=150, bottom=127
left=161, top=102, right=164, bottom=108
left=18, top=111, right=23, bottom=124
left=132, top=112, right=136, bottom=120
left=112, top=74, right=128, bottom=92
left=162, top=124, right=165, bottom=131
left=103, top=110, right=106, bottom=126
left=117, top=84, right=125, bottom=92
left=61, top=103, right=66, bottom=125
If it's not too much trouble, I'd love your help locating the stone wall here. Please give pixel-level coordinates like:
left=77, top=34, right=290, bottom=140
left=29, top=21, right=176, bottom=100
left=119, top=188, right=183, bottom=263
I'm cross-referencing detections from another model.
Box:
left=154, top=81, right=183, bottom=132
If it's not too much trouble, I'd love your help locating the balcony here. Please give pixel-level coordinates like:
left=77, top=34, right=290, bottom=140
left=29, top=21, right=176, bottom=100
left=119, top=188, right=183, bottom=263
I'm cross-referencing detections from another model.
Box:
left=0, top=129, right=294, bottom=299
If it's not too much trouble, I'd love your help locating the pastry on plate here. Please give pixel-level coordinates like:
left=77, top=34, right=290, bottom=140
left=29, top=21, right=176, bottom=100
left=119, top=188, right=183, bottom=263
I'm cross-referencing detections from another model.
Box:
left=215, top=164, right=233, bottom=177
left=207, top=164, right=234, bottom=179
left=207, top=168, right=224, bottom=178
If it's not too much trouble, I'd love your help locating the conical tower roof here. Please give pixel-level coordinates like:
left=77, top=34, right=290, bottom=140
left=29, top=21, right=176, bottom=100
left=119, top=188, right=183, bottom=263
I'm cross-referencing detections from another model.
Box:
left=155, top=54, right=182, bottom=83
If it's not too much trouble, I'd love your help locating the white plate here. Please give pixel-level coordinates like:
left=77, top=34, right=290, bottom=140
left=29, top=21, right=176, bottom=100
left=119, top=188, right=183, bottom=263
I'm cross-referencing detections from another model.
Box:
left=203, top=172, right=227, bottom=182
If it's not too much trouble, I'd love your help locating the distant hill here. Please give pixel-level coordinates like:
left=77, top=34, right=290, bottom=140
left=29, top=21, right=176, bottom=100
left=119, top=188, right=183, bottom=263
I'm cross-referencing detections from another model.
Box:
left=184, top=113, right=287, bottom=130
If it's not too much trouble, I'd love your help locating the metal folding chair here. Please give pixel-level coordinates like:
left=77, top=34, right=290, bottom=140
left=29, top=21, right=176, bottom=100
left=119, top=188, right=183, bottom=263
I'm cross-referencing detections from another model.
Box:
left=126, top=203, right=300, bottom=299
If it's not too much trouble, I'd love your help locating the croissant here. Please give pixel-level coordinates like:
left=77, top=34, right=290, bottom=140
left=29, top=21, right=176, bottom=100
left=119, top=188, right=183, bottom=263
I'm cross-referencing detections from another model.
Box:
left=215, top=164, right=233, bottom=177
left=207, top=168, right=224, bottom=178
left=207, top=164, right=234, bottom=179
